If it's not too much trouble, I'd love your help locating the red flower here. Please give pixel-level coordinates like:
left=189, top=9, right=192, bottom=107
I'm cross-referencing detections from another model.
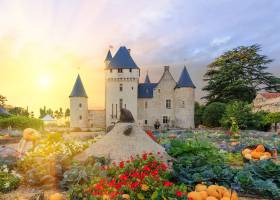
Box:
left=151, top=170, right=158, bottom=176
left=143, top=165, right=151, bottom=171
left=163, top=181, right=173, bottom=187
left=119, top=174, right=128, bottom=181
left=176, top=191, right=183, bottom=197
left=130, top=182, right=139, bottom=189
left=119, top=161, right=125, bottom=168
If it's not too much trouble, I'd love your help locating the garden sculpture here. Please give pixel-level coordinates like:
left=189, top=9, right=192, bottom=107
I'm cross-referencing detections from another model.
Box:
left=18, top=128, right=41, bottom=156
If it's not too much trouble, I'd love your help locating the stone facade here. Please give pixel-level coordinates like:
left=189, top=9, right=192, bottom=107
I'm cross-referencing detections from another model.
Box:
left=70, top=97, right=89, bottom=129
left=88, top=110, right=105, bottom=128
left=253, top=92, right=280, bottom=113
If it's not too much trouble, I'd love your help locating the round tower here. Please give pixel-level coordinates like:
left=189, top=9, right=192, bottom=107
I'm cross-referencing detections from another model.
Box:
left=69, top=74, right=89, bottom=129
left=174, top=66, right=195, bottom=128
left=105, top=46, right=140, bottom=128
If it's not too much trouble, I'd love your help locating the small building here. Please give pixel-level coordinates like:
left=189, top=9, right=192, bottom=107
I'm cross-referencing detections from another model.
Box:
left=253, top=92, right=280, bottom=113
left=42, top=115, right=57, bottom=125
left=0, top=107, right=10, bottom=116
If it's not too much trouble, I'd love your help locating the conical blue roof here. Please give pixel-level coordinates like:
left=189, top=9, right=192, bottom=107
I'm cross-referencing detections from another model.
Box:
left=176, top=66, right=195, bottom=88
left=144, top=73, right=151, bottom=83
left=69, top=74, right=88, bottom=98
left=104, top=50, right=112, bottom=62
left=108, top=46, right=138, bottom=69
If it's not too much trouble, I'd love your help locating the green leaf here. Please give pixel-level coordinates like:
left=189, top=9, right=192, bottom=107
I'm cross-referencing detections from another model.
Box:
left=137, top=193, right=145, bottom=200
left=151, top=191, right=158, bottom=199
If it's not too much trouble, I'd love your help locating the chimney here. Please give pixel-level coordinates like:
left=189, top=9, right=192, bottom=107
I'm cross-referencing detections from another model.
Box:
left=164, top=66, right=170, bottom=72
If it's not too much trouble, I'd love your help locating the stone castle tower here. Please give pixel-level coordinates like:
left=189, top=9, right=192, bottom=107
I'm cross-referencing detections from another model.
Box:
left=104, top=47, right=140, bottom=127
left=69, top=74, right=89, bottom=129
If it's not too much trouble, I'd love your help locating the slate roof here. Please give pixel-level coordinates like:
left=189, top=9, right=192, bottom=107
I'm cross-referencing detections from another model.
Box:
left=175, top=66, right=195, bottom=88
left=69, top=74, right=88, bottom=98
left=138, top=83, right=157, bottom=98
left=0, top=107, right=10, bottom=115
left=107, top=46, right=138, bottom=69
left=259, top=92, right=280, bottom=99
left=104, top=50, right=112, bottom=62
left=144, top=73, right=151, bottom=83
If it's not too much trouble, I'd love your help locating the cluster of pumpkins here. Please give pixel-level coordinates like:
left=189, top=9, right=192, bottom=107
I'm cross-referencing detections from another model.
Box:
left=242, top=144, right=272, bottom=160
left=187, top=184, right=238, bottom=200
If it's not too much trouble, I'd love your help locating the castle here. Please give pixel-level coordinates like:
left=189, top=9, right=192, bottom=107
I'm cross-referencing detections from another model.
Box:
left=69, top=46, right=195, bottom=129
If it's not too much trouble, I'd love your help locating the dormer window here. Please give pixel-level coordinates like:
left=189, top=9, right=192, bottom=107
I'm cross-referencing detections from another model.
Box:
left=118, top=68, right=123, bottom=73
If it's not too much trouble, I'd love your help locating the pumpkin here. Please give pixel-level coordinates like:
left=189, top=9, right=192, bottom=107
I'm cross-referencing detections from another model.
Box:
left=206, top=197, right=218, bottom=200
left=251, top=150, right=261, bottom=159
left=228, top=190, right=238, bottom=200
left=264, top=152, right=272, bottom=157
left=207, top=185, right=221, bottom=199
left=242, top=148, right=251, bottom=155
left=218, top=186, right=229, bottom=197
left=244, top=153, right=252, bottom=160
left=255, top=144, right=265, bottom=153
left=49, top=193, right=63, bottom=200
left=188, top=191, right=202, bottom=200
left=196, top=184, right=208, bottom=192
left=199, top=191, right=208, bottom=200
left=221, top=197, right=230, bottom=200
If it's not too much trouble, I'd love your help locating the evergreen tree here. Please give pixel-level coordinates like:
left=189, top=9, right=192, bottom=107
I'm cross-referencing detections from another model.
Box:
left=203, top=44, right=280, bottom=103
left=0, top=95, right=7, bottom=107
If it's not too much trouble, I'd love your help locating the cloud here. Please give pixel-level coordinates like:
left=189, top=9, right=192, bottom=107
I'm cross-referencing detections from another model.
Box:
left=210, top=36, right=232, bottom=47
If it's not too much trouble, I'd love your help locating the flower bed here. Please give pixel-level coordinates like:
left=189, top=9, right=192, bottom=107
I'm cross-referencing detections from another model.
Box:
left=68, top=153, right=188, bottom=200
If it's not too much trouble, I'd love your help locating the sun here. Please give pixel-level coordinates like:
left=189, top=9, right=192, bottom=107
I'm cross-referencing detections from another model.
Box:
left=38, top=75, right=51, bottom=88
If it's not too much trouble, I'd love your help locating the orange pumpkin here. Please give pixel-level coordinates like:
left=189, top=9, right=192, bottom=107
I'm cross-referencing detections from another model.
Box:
left=242, top=148, right=251, bottom=156
left=195, top=184, right=208, bottom=192
left=207, top=185, right=221, bottom=199
left=255, top=144, right=265, bottom=153
left=251, top=150, right=262, bottom=159
left=49, top=193, right=63, bottom=200
left=188, top=191, right=202, bottom=200
left=206, top=197, right=218, bottom=200
left=199, top=191, right=208, bottom=200
left=221, top=197, right=230, bottom=200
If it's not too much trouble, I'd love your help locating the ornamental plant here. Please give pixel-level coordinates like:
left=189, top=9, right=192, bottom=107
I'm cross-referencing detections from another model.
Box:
left=68, top=152, right=188, bottom=200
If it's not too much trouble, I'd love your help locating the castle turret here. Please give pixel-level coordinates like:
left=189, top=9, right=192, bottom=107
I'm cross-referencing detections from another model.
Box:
left=144, top=72, right=151, bottom=83
left=105, top=46, right=139, bottom=127
left=174, top=66, right=195, bottom=128
left=69, top=74, right=89, bottom=129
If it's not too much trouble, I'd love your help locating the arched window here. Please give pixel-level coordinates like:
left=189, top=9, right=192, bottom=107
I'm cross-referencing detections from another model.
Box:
left=79, top=115, right=82, bottom=120
left=79, top=103, right=82, bottom=108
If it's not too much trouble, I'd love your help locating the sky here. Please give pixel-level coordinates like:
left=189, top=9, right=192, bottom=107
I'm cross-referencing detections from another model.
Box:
left=0, top=0, right=279, bottom=116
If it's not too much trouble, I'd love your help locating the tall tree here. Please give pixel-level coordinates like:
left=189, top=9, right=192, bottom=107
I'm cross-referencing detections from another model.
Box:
left=0, top=95, right=7, bottom=107
left=65, top=108, right=70, bottom=119
left=203, top=44, right=280, bottom=104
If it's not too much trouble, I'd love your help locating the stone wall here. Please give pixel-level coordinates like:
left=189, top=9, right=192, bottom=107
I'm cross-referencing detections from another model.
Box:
left=253, top=94, right=280, bottom=113
left=88, top=109, right=106, bottom=128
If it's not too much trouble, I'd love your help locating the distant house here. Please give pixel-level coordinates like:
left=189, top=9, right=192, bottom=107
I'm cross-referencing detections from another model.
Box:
left=42, top=115, right=56, bottom=125
left=253, top=92, right=280, bottom=113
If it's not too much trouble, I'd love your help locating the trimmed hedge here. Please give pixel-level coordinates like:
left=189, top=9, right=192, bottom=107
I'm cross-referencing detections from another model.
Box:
left=0, top=116, right=43, bottom=130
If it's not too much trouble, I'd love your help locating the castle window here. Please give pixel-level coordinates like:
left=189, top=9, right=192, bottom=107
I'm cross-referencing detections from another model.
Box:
left=120, top=99, right=123, bottom=110
left=118, top=68, right=123, bottom=73
left=110, top=69, right=112, bottom=73
left=129, top=69, right=132, bottom=72
left=166, top=99, right=171, bottom=109
left=120, top=84, right=123, bottom=91
left=79, top=103, right=82, bottom=108
left=145, top=101, right=148, bottom=109
left=144, top=120, right=148, bottom=125
left=158, top=89, right=160, bottom=93
left=79, top=115, right=82, bottom=120
left=163, top=116, right=168, bottom=124
left=111, top=104, right=114, bottom=119
left=132, top=87, right=133, bottom=90
left=182, top=101, right=185, bottom=108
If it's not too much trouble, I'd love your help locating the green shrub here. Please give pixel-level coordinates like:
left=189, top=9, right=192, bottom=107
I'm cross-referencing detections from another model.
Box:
left=202, top=102, right=226, bottom=127
left=221, top=101, right=255, bottom=129
left=0, top=116, right=43, bottom=130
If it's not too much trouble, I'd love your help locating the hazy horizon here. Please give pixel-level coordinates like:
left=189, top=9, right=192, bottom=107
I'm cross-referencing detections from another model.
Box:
left=0, top=0, right=279, bottom=116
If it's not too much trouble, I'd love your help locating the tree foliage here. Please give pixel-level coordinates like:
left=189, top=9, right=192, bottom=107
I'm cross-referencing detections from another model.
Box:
left=203, top=44, right=280, bottom=103
left=8, top=107, right=29, bottom=117
left=194, top=102, right=205, bottom=127
left=0, top=95, right=7, bottom=107
left=202, top=102, right=226, bottom=127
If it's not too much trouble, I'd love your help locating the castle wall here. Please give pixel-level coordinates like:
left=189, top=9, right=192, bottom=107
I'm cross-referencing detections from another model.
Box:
left=137, top=67, right=178, bottom=128
left=70, top=97, right=88, bottom=128
left=88, top=110, right=106, bottom=128
left=174, top=87, right=195, bottom=128
left=105, top=68, right=139, bottom=127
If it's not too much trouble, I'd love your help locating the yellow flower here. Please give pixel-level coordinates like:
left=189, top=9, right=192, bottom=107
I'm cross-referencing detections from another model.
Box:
left=102, top=194, right=110, bottom=200
left=122, top=194, right=130, bottom=199
left=141, top=184, right=149, bottom=191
